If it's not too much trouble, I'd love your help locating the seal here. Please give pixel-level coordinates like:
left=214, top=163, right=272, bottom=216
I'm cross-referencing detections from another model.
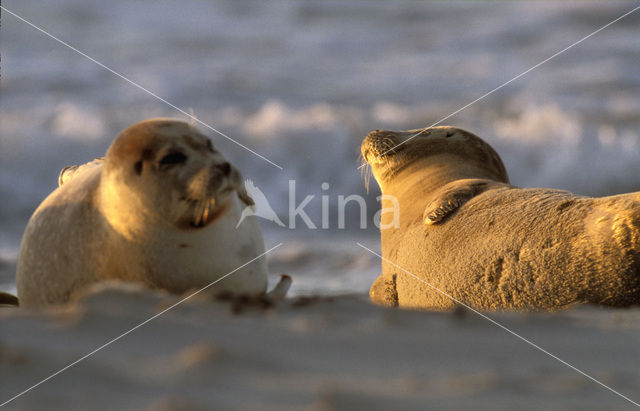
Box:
left=362, top=126, right=640, bottom=311
left=17, top=118, right=275, bottom=307
left=0, top=291, right=19, bottom=307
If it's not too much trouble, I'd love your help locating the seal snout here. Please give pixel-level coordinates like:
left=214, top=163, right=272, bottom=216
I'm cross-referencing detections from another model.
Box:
left=210, top=161, right=240, bottom=193
left=361, top=130, right=404, bottom=163
left=182, top=164, right=235, bottom=229
left=214, top=162, right=232, bottom=177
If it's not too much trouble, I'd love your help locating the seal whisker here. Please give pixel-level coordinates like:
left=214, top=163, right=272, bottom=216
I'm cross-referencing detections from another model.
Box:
left=202, top=200, right=209, bottom=225
left=190, top=198, right=205, bottom=227
left=363, top=165, right=372, bottom=193
left=383, top=137, right=396, bottom=151
left=358, top=152, right=372, bottom=193
left=191, top=203, right=200, bottom=227
left=199, top=198, right=208, bottom=226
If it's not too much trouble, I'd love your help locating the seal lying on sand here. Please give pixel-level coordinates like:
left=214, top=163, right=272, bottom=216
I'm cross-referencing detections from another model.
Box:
left=362, top=126, right=640, bottom=311
left=18, top=118, right=288, bottom=307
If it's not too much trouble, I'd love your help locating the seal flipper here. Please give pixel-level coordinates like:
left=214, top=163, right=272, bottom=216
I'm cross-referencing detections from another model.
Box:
left=265, top=274, right=292, bottom=301
left=423, top=179, right=492, bottom=225
left=58, top=158, right=104, bottom=186
left=369, top=273, right=398, bottom=307
left=58, top=165, right=80, bottom=186
left=0, top=291, right=19, bottom=307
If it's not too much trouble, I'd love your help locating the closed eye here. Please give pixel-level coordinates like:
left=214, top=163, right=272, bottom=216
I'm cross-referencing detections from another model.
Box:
left=159, top=151, right=188, bottom=166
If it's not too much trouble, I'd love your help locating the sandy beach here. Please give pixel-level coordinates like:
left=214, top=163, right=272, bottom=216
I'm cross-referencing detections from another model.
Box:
left=1, top=286, right=639, bottom=410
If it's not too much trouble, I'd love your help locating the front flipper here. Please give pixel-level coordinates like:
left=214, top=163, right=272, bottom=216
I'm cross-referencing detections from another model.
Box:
left=369, top=273, right=398, bottom=307
left=423, top=179, right=494, bottom=225
left=0, top=291, right=19, bottom=307
left=58, top=157, right=104, bottom=186
left=265, top=274, right=292, bottom=301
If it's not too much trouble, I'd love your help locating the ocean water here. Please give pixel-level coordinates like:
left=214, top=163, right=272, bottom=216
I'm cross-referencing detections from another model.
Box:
left=1, top=1, right=639, bottom=295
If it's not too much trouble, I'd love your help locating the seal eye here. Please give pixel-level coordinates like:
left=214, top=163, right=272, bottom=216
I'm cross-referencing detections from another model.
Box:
left=133, top=161, right=143, bottom=175
left=159, top=152, right=188, bottom=167
left=206, top=139, right=215, bottom=153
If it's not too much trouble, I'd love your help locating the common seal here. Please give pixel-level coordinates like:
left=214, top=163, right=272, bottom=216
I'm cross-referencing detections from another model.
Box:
left=361, top=126, right=640, bottom=311
left=17, top=118, right=277, bottom=307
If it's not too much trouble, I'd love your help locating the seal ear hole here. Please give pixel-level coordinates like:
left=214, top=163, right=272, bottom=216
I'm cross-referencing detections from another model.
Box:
left=134, top=161, right=143, bottom=175
left=159, top=152, right=188, bottom=167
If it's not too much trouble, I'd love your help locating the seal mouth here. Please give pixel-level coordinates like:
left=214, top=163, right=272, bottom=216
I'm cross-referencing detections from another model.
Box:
left=362, top=144, right=405, bottom=164
left=185, top=195, right=231, bottom=229
left=178, top=182, right=235, bottom=229
left=179, top=161, right=241, bottom=229
left=361, top=131, right=405, bottom=165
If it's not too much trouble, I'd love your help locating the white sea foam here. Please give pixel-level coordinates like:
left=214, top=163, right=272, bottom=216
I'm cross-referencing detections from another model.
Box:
left=52, top=102, right=105, bottom=141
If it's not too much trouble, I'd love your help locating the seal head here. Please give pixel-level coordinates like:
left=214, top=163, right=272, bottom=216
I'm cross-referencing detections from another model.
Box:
left=101, top=119, right=252, bottom=236
left=362, top=126, right=508, bottom=192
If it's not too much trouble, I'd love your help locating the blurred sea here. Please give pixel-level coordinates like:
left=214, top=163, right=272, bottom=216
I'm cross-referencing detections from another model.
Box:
left=1, top=1, right=639, bottom=296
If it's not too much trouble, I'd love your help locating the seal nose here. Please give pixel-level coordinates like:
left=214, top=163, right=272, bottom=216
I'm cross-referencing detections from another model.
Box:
left=216, top=162, right=232, bottom=176
left=362, top=129, right=401, bottom=160
left=365, top=129, right=385, bottom=142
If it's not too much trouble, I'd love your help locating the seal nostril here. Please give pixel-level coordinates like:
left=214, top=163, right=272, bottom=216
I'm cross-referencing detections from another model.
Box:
left=217, top=162, right=231, bottom=176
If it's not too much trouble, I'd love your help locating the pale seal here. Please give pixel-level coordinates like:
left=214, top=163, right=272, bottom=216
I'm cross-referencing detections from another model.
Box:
left=17, top=118, right=279, bottom=307
left=362, top=126, right=640, bottom=311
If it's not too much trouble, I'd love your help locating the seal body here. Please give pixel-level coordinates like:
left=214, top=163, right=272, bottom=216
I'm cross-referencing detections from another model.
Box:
left=362, top=126, right=640, bottom=311
left=17, top=118, right=268, bottom=307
